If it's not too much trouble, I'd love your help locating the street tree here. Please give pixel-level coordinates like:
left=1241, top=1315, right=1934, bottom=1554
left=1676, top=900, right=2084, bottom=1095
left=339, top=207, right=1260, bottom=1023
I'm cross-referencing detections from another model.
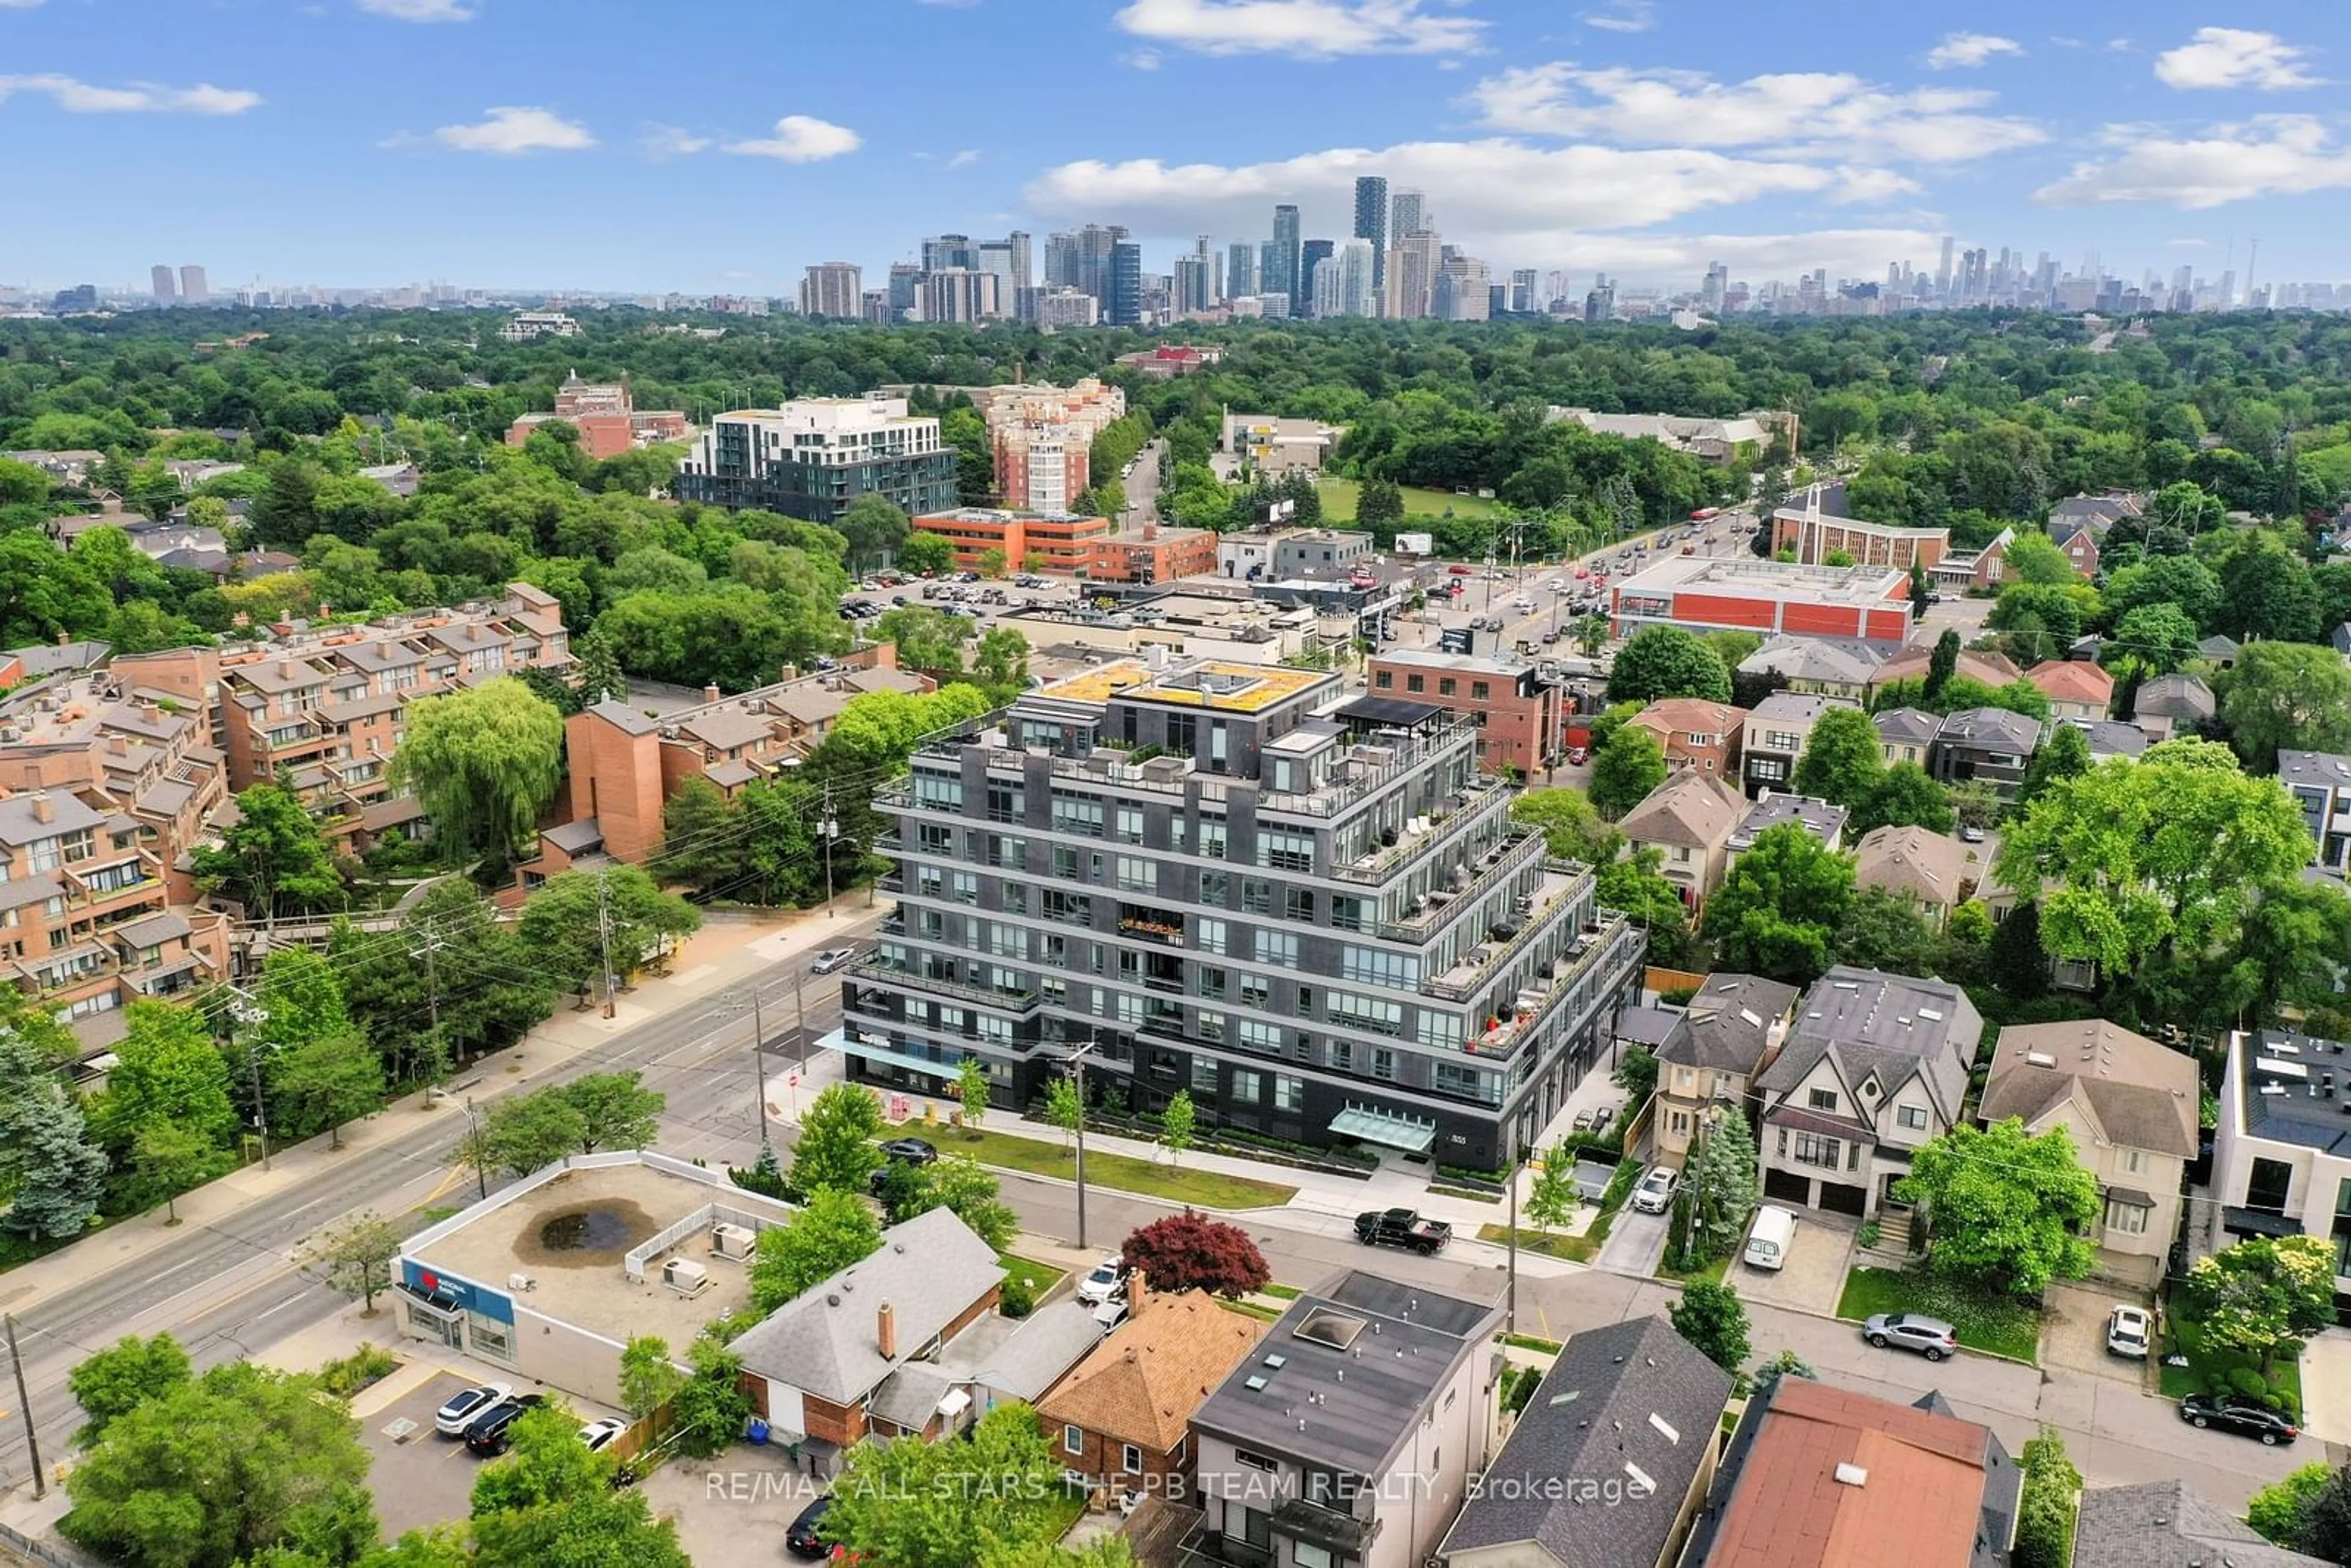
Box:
left=1606, top=625, right=1733, bottom=705
left=1701, top=822, right=1857, bottom=986
left=516, top=865, right=701, bottom=1000
left=1120, top=1210, right=1270, bottom=1298
left=2179, top=1235, right=2337, bottom=1378
left=956, top=1054, right=991, bottom=1130
left=2222, top=640, right=2351, bottom=771
left=751, top=1188, right=884, bottom=1312
left=1894, top=1118, right=2099, bottom=1298
left=391, top=677, right=568, bottom=863
left=301, top=1210, right=403, bottom=1315
left=334, top=881, right=554, bottom=1084
left=95, top=999, right=239, bottom=1156
left=270, top=1028, right=383, bottom=1149
left=0, top=1022, right=107, bottom=1240
left=67, top=1334, right=192, bottom=1449
left=476, top=1086, right=590, bottom=1177
left=1684, top=1106, right=1760, bottom=1262
left=1668, top=1280, right=1751, bottom=1375
left=1510, top=787, right=1619, bottom=863
left=619, top=1336, right=687, bottom=1422
left=133, top=1120, right=219, bottom=1224
left=1789, top=705, right=1884, bottom=808
left=1043, top=1076, right=1082, bottom=1152
left=1848, top=762, right=1955, bottom=835
left=59, top=1360, right=375, bottom=1568
left=894, top=1155, right=1018, bottom=1251
left=190, top=782, right=343, bottom=918
left=1588, top=725, right=1668, bottom=820
left=561, top=1070, right=665, bottom=1152
left=1996, top=738, right=2311, bottom=979
left=790, top=1082, right=886, bottom=1196
left=1524, top=1143, right=1580, bottom=1235
left=823, top=1403, right=1069, bottom=1568
left=1160, top=1089, right=1196, bottom=1165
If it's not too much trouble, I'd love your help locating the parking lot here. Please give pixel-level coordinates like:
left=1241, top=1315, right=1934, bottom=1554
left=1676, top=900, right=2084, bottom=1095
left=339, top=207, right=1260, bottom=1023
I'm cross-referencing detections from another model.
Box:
left=1732, top=1210, right=1856, bottom=1317
left=359, top=1371, right=525, bottom=1539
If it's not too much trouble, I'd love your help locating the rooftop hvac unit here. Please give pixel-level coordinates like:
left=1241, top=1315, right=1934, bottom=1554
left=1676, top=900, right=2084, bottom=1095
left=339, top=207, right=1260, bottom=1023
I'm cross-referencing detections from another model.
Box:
left=711, top=1223, right=756, bottom=1261
left=662, top=1258, right=712, bottom=1297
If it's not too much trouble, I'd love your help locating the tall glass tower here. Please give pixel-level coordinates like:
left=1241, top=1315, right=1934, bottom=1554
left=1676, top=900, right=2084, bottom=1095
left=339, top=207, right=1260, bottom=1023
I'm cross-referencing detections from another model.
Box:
left=1269, top=204, right=1302, bottom=315
left=1353, top=176, right=1389, bottom=304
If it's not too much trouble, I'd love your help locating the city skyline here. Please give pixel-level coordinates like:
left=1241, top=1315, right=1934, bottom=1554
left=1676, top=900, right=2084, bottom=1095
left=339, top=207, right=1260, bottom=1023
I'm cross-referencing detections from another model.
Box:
left=4, top=2, right=2349, bottom=294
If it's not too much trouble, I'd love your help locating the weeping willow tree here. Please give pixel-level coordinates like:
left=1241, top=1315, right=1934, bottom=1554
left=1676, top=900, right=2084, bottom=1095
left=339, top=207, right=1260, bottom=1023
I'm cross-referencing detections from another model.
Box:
left=391, top=677, right=566, bottom=863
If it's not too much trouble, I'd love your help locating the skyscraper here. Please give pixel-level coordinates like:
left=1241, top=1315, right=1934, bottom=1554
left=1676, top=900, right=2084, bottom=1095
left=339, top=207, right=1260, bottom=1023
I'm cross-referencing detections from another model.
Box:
left=1390, top=190, right=1425, bottom=250
left=1174, top=253, right=1212, bottom=316
left=1509, top=269, right=1537, bottom=313
left=1352, top=175, right=1389, bottom=303
left=800, top=261, right=863, bottom=318
left=1387, top=230, right=1440, bottom=320
left=887, top=263, right=923, bottom=318
left=179, top=265, right=207, bottom=302
left=1936, top=235, right=1955, bottom=299
left=1335, top=239, right=1377, bottom=318
left=1004, top=231, right=1032, bottom=293
left=1258, top=240, right=1281, bottom=302
left=1043, top=232, right=1081, bottom=289
left=1269, top=204, right=1302, bottom=314
left=1296, top=239, right=1333, bottom=317
left=1227, top=241, right=1258, bottom=299
left=922, top=234, right=978, bottom=274
left=1107, top=241, right=1144, bottom=327
left=1077, top=224, right=1128, bottom=306
left=150, top=265, right=176, bottom=303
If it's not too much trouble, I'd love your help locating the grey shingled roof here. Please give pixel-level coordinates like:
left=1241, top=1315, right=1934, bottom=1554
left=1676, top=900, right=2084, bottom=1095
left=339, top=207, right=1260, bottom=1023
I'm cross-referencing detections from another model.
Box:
left=1441, top=1315, right=1732, bottom=1568
left=1873, top=707, right=1941, bottom=748
left=1659, top=973, right=1798, bottom=1075
left=936, top=1299, right=1103, bottom=1403
left=729, top=1207, right=1002, bottom=1406
left=2134, top=673, right=2215, bottom=722
left=1936, top=707, right=2041, bottom=756
left=0, top=792, right=104, bottom=846
left=1618, top=769, right=1745, bottom=851
left=1758, top=966, right=1982, bottom=1130
left=1981, top=1021, right=2199, bottom=1158
left=2072, top=1480, right=2329, bottom=1568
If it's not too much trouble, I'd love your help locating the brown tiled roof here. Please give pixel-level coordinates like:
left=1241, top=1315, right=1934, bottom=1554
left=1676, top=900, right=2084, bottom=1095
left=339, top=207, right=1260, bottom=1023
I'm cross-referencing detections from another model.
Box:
left=1619, top=769, right=1747, bottom=850
left=1037, top=1290, right=1262, bottom=1452
left=2025, top=659, right=2114, bottom=707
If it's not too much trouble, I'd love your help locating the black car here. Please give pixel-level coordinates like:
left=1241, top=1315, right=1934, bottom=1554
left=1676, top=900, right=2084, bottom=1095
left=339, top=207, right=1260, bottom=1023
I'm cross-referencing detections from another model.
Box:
left=879, top=1136, right=937, bottom=1165
left=463, top=1393, right=547, bottom=1455
left=2179, top=1394, right=2299, bottom=1446
left=785, top=1494, right=833, bottom=1559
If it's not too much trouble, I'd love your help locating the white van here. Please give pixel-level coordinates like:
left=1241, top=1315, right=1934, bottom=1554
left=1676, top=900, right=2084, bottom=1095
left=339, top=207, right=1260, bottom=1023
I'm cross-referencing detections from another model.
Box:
left=1743, top=1205, right=1797, bottom=1272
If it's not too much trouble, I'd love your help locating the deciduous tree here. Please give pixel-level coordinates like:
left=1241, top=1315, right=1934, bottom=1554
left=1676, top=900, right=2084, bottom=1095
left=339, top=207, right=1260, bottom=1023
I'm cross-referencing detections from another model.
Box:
left=1510, top=787, right=1618, bottom=863
left=789, top=1082, right=885, bottom=1196
left=1701, top=822, right=1856, bottom=986
left=1789, top=705, right=1883, bottom=808
left=2180, top=1235, right=2337, bottom=1378
left=96, top=999, right=239, bottom=1155
left=956, top=1054, right=991, bottom=1130
left=751, top=1188, right=883, bottom=1311
left=1895, top=1118, right=2099, bottom=1298
left=1606, top=625, right=1733, bottom=705
left=2222, top=640, right=2351, bottom=771
left=1524, top=1143, right=1580, bottom=1234
left=301, top=1210, right=402, bottom=1314
left=1588, top=725, right=1668, bottom=820
left=822, top=1403, right=1069, bottom=1568
left=67, top=1334, right=191, bottom=1449
left=894, top=1155, right=1017, bottom=1251
left=560, top=1070, right=664, bottom=1153
left=392, top=677, right=567, bottom=863
left=1120, top=1210, right=1270, bottom=1298
left=190, top=782, right=343, bottom=918
left=1160, top=1089, right=1196, bottom=1165
left=619, top=1336, right=686, bottom=1422
left=1668, top=1280, right=1750, bottom=1375
left=271, top=1028, right=383, bottom=1149
left=516, top=865, right=700, bottom=999
left=1848, top=762, right=1955, bottom=835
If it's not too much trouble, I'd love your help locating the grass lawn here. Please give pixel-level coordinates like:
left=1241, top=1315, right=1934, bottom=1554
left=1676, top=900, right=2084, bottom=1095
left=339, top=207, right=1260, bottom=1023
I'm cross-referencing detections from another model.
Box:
left=1479, top=1222, right=1600, bottom=1263
left=1262, top=1283, right=1302, bottom=1300
left=1221, top=1299, right=1284, bottom=1322
left=1040, top=1482, right=1089, bottom=1542
left=1656, top=1252, right=1732, bottom=1288
left=943, top=1127, right=1298, bottom=1210
left=1315, top=476, right=1502, bottom=523
left=2158, top=1306, right=2304, bottom=1414
left=1835, top=1266, right=2041, bottom=1364
left=996, top=1251, right=1068, bottom=1297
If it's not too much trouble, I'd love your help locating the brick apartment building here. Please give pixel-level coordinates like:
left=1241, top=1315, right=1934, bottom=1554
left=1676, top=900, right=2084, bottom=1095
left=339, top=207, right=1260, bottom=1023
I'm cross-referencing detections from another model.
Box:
left=913, top=509, right=1113, bottom=575
left=506, top=372, right=689, bottom=462
left=975, top=379, right=1125, bottom=513
left=114, top=583, right=571, bottom=857
left=1370, top=648, right=1562, bottom=775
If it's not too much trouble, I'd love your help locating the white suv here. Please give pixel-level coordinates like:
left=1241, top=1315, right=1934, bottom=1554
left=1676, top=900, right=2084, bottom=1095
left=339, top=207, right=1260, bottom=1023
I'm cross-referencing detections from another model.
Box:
left=1630, top=1166, right=1679, bottom=1215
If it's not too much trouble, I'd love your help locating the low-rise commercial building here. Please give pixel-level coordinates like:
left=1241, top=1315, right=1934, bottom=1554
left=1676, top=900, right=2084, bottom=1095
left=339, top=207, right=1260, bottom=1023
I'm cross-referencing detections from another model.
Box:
left=913, top=508, right=1112, bottom=575
left=1217, top=527, right=1373, bottom=583
left=674, top=397, right=958, bottom=524
left=1611, top=557, right=1913, bottom=646
left=1368, top=649, right=1562, bottom=777
left=1220, top=414, right=1340, bottom=474
left=506, top=372, right=688, bottom=462
left=1543, top=407, right=1795, bottom=463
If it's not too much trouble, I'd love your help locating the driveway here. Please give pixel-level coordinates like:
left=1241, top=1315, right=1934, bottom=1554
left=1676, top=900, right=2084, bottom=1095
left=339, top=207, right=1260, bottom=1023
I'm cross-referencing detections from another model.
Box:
left=648, top=1439, right=823, bottom=1565
left=1597, top=1203, right=1670, bottom=1277
left=1732, top=1210, right=1855, bottom=1317
left=2041, top=1282, right=2147, bottom=1387
left=2299, top=1330, right=2351, bottom=1447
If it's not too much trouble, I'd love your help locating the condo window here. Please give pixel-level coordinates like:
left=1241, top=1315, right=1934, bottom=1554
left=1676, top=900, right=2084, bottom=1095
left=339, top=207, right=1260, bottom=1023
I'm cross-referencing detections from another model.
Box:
left=1897, top=1105, right=1928, bottom=1130
left=1191, top=1057, right=1220, bottom=1094
left=1258, top=931, right=1298, bottom=967
left=1194, top=918, right=1227, bottom=956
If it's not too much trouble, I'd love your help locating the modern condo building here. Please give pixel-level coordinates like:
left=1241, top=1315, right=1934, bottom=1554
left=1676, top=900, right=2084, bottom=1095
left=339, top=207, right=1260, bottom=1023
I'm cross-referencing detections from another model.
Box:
left=673, top=397, right=958, bottom=523
left=833, top=658, right=1643, bottom=1167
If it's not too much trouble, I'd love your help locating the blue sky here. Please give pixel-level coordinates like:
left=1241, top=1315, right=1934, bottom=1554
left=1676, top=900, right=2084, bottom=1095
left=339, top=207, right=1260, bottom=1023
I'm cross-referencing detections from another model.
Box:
left=3, top=0, right=2348, bottom=296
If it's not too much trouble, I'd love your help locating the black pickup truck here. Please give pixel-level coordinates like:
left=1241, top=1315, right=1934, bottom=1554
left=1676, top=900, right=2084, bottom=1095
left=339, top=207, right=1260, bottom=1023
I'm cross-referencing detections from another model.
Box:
left=1354, top=1207, right=1452, bottom=1255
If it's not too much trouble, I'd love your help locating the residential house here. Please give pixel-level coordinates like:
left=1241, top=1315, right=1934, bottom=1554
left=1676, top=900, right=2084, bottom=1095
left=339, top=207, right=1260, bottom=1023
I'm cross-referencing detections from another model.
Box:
left=1439, top=1315, right=1734, bottom=1568
left=2074, top=1480, right=2334, bottom=1568
left=2049, top=492, right=2143, bottom=541
left=1037, top=1284, right=1262, bottom=1506
left=1617, top=770, right=1749, bottom=915
left=1932, top=708, right=2042, bottom=800
left=1753, top=966, right=1984, bottom=1218
left=2331, top=622, right=2351, bottom=662
left=1872, top=707, right=1940, bottom=769
left=1978, top=1020, right=2199, bottom=1286
left=1653, top=973, right=1799, bottom=1161
left=1726, top=794, right=1846, bottom=865
left=1736, top=637, right=1880, bottom=707
left=1740, top=692, right=1836, bottom=797
left=2132, top=673, right=2214, bottom=740
left=2049, top=522, right=2102, bottom=579
left=2023, top=659, right=2113, bottom=723
left=1188, top=1272, right=1498, bottom=1568
left=2197, top=634, right=2241, bottom=669
left=1684, top=1379, right=2019, bottom=1568
left=1624, top=698, right=1747, bottom=779
left=2211, top=1028, right=2351, bottom=1272
left=2063, top=718, right=2150, bottom=761
left=730, top=1207, right=1042, bottom=1473
left=2280, top=750, right=2351, bottom=876
left=1870, top=646, right=2019, bottom=700
left=1853, top=826, right=1972, bottom=931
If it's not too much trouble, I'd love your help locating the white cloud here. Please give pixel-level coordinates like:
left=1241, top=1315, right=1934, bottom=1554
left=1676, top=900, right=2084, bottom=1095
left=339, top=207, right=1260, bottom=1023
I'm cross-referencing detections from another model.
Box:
left=1112, top=0, right=1483, bottom=59
left=2154, top=28, right=2316, bottom=90
left=640, top=124, right=711, bottom=160
left=1466, top=62, right=2042, bottom=164
left=1026, top=138, right=1914, bottom=264
left=358, top=0, right=475, bottom=19
left=946, top=148, right=980, bottom=169
left=1120, top=48, right=1162, bottom=70
left=2033, top=115, right=2351, bottom=208
left=433, top=105, right=594, bottom=154
left=1581, top=1, right=1653, bottom=32
left=1925, top=32, right=2021, bottom=70
left=724, top=114, right=861, bottom=162
left=0, top=1, right=48, bottom=11
left=0, top=73, right=261, bottom=113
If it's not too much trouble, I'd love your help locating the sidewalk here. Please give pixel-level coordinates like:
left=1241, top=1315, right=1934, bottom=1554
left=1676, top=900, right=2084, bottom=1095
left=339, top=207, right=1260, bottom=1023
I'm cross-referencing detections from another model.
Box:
left=0, top=905, right=856, bottom=1317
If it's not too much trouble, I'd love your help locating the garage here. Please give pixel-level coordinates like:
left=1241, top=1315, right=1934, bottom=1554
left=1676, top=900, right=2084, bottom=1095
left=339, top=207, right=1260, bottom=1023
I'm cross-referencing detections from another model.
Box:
left=1818, top=1181, right=1869, bottom=1217
left=1763, top=1168, right=1811, bottom=1205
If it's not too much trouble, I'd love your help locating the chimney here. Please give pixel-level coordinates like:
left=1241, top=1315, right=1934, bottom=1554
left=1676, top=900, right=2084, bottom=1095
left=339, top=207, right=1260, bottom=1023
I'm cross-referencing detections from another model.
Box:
left=55, top=630, right=70, bottom=647
left=30, top=792, right=53, bottom=823
left=279, top=661, right=295, bottom=678
left=140, top=702, right=161, bottom=724
left=703, top=684, right=722, bottom=705
left=877, top=1301, right=897, bottom=1361
left=1143, top=521, right=1158, bottom=541
left=1126, top=1267, right=1147, bottom=1320
left=317, top=602, right=331, bottom=619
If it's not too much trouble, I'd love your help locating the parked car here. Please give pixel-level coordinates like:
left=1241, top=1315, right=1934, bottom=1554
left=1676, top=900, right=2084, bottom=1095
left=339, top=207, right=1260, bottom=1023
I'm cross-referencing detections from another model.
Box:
left=1092, top=1294, right=1130, bottom=1334
left=1960, top=823, right=1985, bottom=843
left=811, top=948, right=857, bottom=975
left=2178, top=1393, right=2298, bottom=1444
left=1861, top=1313, right=1959, bottom=1362
left=463, top=1394, right=547, bottom=1455
left=1354, top=1208, right=1452, bottom=1254
left=2105, top=1305, right=2151, bottom=1359
left=1448, top=564, right=1474, bottom=576
left=786, top=1495, right=834, bottom=1559
left=1076, top=1256, right=1128, bottom=1306
left=1631, top=1166, right=1679, bottom=1214
left=435, top=1381, right=514, bottom=1437
left=878, top=1136, right=938, bottom=1166
left=578, top=1417, right=629, bottom=1453
left=1567, top=745, right=1589, bottom=765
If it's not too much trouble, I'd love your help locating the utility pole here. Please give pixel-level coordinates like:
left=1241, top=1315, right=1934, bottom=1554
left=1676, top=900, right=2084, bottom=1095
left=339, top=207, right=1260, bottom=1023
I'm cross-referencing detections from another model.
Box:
left=6, top=1313, right=42, bottom=1498
left=462, top=1097, right=487, bottom=1200
left=595, top=868, right=618, bottom=1019
left=413, top=929, right=446, bottom=1083
left=1065, top=1033, right=1099, bottom=1251
left=820, top=785, right=840, bottom=917
left=228, top=988, right=272, bottom=1171
left=751, top=986, right=771, bottom=1148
